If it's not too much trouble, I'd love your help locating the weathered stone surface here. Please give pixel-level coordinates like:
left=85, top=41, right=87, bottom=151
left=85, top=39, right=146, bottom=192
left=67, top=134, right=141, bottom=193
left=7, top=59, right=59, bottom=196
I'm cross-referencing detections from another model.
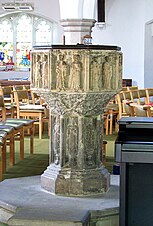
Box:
left=31, top=45, right=122, bottom=196
left=31, top=47, right=122, bottom=94
left=41, top=164, right=110, bottom=196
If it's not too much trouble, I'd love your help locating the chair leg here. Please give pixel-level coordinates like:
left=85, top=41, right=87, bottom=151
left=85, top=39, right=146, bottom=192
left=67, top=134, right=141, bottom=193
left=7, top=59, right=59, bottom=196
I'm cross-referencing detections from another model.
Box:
left=30, top=125, right=34, bottom=155
left=39, top=113, right=43, bottom=139
left=2, top=143, right=6, bottom=174
left=109, top=110, right=113, bottom=135
left=48, top=119, right=50, bottom=137
left=9, top=134, right=15, bottom=166
left=105, top=114, right=109, bottom=135
left=102, top=140, right=107, bottom=165
left=0, top=146, right=2, bottom=181
left=20, top=128, right=24, bottom=160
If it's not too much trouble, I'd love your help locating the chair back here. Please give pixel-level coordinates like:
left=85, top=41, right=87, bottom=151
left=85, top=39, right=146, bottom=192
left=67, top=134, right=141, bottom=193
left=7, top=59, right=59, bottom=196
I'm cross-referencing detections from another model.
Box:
left=127, top=86, right=138, bottom=91
left=122, top=100, right=135, bottom=116
left=138, top=89, right=148, bottom=104
left=116, top=92, right=126, bottom=119
left=13, top=85, right=24, bottom=92
left=0, top=86, right=14, bottom=103
left=14, top=89, right=29, bottom=105
left=146, top=88, right=153, bottom=104
left=14, top=89, right=30, bottom=118
left=0, top=95, right=7, bottom=120
left=31, top=91, right=41, bottom=104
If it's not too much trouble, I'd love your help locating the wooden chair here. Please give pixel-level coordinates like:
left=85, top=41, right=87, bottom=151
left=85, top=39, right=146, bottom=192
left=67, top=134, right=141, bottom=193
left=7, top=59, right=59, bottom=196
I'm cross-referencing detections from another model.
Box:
left=0, top=131, right=7, bottom=181
left=0, top=121, right=24, bottom=162
left=31, top=92, right=50, bottom=137
left=146, top=88, right=153, bottom=105
left=122, top=87, right=128, bottom=91
left=13, top=89, right=47, bottom=139
left=104, top=104, right=118, bottom=135
left=127, top=86, right=138, bottom=91
left=129, top=90, right=140, bottom=104
left=130, top=103, right=152, bottom=117
left=0, top=86, right=15, bottom=118
left=138, top=89, right=148, bottom=105
left=13, top=85, right=24, bottom=91
left=122, top=100, right=135, bottom=117
left=0, top=125, right=15, bottom=168
left=116, top=92, right=129, bottom=120
left=0, top=94, right=35, bottom=159
left=102, top=140, right=107, bottom=165
left=31, top=91, right=41, bottom=105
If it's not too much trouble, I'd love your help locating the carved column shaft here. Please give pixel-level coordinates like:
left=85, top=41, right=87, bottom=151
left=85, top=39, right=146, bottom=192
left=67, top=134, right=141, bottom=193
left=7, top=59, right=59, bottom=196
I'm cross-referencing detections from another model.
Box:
left=50, top=114, right=102, bottom=169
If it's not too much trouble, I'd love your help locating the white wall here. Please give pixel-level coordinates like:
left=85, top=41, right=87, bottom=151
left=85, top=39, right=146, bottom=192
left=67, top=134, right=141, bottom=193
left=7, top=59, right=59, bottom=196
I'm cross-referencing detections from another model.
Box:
left=145, top=0, right=153, bottom=22
left=144, top=0, right=153, bottom=88
left=92, top=0, right=145, bottom=88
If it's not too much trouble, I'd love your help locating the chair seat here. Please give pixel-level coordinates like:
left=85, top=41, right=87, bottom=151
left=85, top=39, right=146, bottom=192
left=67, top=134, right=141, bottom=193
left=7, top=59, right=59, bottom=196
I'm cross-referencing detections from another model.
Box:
left=0, top=136, right=5, bottom=145
left=105, top=103, right=119, bottom=111
left=0, top=131, right=7, bottom=137
left=4, top=97, right=12, bottom=101
left=0, top=122, right=23, bottom=130
left=0, top=125, right=14, bottom=134
left=0, top=131, right=7, bottom=145
left=5, top=118, right=35, bottom=126
left=19, top=104, right=45, bottom=112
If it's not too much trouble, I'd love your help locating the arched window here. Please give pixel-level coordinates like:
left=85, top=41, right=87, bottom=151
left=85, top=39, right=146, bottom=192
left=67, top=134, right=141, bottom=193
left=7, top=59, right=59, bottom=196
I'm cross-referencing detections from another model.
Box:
left=0, top=13, right=56, bottom=71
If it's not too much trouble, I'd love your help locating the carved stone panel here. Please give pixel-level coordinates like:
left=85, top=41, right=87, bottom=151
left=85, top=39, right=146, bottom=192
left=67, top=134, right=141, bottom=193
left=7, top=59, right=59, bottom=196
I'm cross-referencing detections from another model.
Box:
left=31, top=51, right=51, bottom=90
left=31, top=48, right=122, bottom=94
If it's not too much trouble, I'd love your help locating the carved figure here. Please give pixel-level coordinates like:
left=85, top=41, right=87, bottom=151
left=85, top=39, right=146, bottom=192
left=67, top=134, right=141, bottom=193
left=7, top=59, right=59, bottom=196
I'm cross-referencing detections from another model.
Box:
left=56, top=54, right=67, bottom=90
left=66, top=118, right=78, bottom=167
left=53, top=117, right=60, bottom=165
left=90, top=56, right=101, bottom=90
left=68, top=54, right=82, bottom=91
left=102, top=56, right=112, bottom=89
left=42, top=54, right=48, bottom=89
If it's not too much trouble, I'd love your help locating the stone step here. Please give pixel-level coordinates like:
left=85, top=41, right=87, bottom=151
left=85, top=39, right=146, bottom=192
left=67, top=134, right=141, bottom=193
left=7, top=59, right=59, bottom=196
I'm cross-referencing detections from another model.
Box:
left=0, top=201, right=16, bottom=225
left=7, top=208, right=90, bottom=226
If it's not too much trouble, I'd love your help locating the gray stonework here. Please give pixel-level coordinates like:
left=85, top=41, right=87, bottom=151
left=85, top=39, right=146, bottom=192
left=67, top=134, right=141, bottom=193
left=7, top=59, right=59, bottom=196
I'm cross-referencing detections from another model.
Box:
left=31, top=45, right=122, bottom=196
left=0, top=175, right=119, bottom=226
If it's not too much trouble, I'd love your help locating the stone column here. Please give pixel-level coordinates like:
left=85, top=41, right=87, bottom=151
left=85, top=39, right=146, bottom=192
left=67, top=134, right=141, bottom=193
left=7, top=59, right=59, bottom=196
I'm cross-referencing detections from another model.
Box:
left=31, top=45, right=122, bottom=196
left=60, top=19, right=96, bottom=44
left=59, top=0, right=96, bottom=44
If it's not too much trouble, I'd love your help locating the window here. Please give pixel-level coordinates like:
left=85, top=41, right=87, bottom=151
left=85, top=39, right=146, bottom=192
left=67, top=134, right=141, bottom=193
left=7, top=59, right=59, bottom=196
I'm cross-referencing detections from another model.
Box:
left=0, top=13, right=56, bottom=71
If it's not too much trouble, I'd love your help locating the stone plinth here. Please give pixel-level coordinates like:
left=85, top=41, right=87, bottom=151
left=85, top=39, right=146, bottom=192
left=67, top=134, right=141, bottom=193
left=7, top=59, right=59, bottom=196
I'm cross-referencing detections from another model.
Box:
left=31, top=45, right=122, bottom=196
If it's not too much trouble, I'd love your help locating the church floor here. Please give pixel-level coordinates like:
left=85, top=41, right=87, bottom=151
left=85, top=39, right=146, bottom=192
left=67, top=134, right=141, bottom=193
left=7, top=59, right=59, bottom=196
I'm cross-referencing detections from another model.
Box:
left=0, top=132, right=119, bottom=226
left=2, top=132, right=117, bottom=180
left=3, top=133, right=49, bottom=180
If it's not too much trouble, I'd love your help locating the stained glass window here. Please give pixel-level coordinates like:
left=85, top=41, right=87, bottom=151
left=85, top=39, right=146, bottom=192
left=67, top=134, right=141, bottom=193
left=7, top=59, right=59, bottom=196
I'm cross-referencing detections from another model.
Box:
left=0, top=19, right=13, bottom=70
left=0, top=13, right=55, bottom=71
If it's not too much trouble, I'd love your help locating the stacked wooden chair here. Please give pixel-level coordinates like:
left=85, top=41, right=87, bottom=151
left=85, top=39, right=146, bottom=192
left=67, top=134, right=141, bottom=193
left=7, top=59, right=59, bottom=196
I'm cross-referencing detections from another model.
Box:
left=0, top=94, right=35, bottom=181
